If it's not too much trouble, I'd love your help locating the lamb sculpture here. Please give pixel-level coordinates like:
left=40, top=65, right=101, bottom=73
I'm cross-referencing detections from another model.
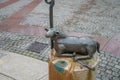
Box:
left=45, top=28, right=100, bottom=60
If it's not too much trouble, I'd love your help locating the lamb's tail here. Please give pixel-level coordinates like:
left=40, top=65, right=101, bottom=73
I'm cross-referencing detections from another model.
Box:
left=97, top=42, right=100, bottom=53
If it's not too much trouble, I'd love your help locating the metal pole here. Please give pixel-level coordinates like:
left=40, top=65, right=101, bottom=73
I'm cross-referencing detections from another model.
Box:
left=45, top=0, right=55, bottom=49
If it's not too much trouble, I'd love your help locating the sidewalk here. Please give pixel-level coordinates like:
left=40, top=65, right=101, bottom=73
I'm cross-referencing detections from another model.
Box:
left=0, top=0, right=120, bottom=56
left=0, top=0, right=120, bottom=80
left=0, top=50, right=48, bottom=80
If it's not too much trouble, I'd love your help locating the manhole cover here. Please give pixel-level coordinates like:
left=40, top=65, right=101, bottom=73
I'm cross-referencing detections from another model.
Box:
left=27, top=41, right=48, bottom=53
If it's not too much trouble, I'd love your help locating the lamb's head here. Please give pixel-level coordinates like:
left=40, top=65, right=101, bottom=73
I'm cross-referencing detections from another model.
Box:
left=45, top=28, right=60, bottom=38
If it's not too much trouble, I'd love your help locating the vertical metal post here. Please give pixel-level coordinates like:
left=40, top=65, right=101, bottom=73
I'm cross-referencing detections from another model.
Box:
left=45, top=0, right=55, bottom=49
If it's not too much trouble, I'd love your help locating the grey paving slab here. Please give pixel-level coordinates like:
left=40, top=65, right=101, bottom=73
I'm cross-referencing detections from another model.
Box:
left=0, top=50, right=48, bottom=80
left=0, top=73, right=15, bottom=80
left=38, top=75, right=48, bottom=80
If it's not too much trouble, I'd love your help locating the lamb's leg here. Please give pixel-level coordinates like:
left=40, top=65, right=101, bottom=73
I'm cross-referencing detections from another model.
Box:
left=77, top=60, right=95, bottom=71
left=57, top=51, right=75, bottom=57
left=57, top=44, right=74, bottom=57
left=60, top=54, right=74, bottom=57
left=74, top=55, right=92, bottom=61
left=57, top=52, right=74, bottom=57
left=73, top=52, right=95, bottom=70
left=75, top=50, right=95, bottom=60
left=56, top=50, right=74, bottom=57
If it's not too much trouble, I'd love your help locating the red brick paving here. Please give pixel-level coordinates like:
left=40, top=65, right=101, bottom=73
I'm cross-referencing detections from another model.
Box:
left=102, top=34, right=120, bottom=56
left=0, top=0, right=45, bottom=36
left=1, top=0, right=42, bottom=26
left=0, top=0, right=19, bottom=9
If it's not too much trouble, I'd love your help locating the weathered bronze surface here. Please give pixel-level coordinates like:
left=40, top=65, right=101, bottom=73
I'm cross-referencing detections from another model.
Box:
left=45, top=28, right=100, bottom=60
left=45, top=0, right=100, bottom=71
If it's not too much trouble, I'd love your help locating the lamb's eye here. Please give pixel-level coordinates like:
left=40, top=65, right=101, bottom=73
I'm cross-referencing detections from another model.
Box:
left=55, top=32, right=59, bottom=35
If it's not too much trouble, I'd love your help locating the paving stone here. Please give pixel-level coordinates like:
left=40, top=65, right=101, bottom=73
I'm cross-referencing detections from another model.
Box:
left=0, top=32, right=49, bottom=61
left=107, top=62, right=115, bottom=67
left=112, top=77, right=120, bottom=80
left=100, top=64, right=106, bottom=67
left=0, top=73, right=15, bottom=80
left=103, top=34, right=120, bottom=56
left=96, top=52, right=120, bottom=80
left=0, top=0, right=33, bottom=21
left=112, top=72, right=120, bottom=77
left=106, top=70, right=112, bottom=74
left=20, top=0, right=85, bottom=27
left=102, top=60, right=108, bottom=64
left=106, top=66, right=112, bottom=70
left=111, top=66, right=118, bottom=71
left=115, top=65, right=120, bottom=69
left=39, top=75, right=48, bottom=80
left=0, top=50, right=48, bottom=80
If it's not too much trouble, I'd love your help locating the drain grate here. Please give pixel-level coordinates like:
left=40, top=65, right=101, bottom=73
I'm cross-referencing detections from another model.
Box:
left=27, top=41, right=48, bottom=53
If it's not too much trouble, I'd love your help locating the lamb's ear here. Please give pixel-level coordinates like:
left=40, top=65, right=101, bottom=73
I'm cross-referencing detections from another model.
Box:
left=45, top=28, right=48, bottom=31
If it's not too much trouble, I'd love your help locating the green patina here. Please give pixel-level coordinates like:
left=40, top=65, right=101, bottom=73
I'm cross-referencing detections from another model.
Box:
left=54, top=60, right=68, bottom=73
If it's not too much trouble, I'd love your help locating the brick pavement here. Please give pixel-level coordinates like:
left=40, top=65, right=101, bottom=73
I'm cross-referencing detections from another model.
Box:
left=0, top=0, right=18, bottom=9
left=0, top=0, right=45, bottom=36
left=103, top=34, right=120, bottom=56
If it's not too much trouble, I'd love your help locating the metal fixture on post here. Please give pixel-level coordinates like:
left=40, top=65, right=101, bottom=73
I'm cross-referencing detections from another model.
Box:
left=45, top=0, right=55, bottom=49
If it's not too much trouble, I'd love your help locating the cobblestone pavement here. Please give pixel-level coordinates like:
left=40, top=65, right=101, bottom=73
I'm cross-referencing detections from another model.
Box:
left=0, top=32, right=120, bottom=80
left=0, top=32, right=50, bottom=62
left=59, top=0, right=120, bottom=38
left=16, top=0, right=120, bottom=39
left=97, top=52, right=120, bottom=80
